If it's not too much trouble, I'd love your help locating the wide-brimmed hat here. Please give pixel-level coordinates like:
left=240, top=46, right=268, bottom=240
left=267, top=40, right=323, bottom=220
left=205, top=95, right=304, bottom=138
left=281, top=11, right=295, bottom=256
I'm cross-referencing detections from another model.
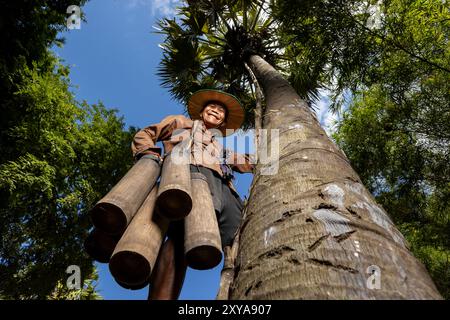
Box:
left=188, top=89, right=245, bottom=136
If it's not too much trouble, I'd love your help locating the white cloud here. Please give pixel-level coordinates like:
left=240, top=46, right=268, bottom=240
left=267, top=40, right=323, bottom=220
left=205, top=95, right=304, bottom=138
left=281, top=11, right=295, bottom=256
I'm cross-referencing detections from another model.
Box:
left=118, top=0, right=181, bottom=17
left=151, top=0, right=182, bottom=17
left=314, top=89, right=339, bottom=137
left=123, top=0, right=148, bottom=9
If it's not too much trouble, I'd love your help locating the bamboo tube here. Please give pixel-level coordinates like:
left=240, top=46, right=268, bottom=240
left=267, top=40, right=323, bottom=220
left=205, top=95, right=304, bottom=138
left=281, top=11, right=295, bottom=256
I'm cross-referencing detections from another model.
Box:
left=90, top=155, right=161, bottom=235
left=109, top=186, right=169, bottom=289
left=156, top=151, right=192, bottom=220
left=184, top=172, right=222, bottom=270
left=84, top=228, right=119, bottom=263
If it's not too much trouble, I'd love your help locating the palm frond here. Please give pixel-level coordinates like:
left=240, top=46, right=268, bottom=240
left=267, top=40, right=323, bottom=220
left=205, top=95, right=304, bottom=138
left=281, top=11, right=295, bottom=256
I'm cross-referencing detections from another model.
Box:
left=156, top=0, right=321, bottom=128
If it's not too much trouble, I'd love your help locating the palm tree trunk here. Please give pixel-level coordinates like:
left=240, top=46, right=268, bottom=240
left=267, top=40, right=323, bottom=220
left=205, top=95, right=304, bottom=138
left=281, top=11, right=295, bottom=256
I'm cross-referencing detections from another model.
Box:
left=228, top=54, right=442, bottom=299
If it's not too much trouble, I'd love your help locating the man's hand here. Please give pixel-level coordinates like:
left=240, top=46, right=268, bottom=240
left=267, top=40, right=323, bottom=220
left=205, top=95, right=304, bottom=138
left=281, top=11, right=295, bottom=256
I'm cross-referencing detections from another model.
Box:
left=140, top=152, right=163, bottom=165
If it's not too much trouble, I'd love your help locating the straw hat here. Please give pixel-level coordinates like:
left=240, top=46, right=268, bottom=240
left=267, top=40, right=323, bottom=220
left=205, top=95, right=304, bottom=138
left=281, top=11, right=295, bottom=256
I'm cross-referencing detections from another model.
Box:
left=188, top=89, right=245, bottom=136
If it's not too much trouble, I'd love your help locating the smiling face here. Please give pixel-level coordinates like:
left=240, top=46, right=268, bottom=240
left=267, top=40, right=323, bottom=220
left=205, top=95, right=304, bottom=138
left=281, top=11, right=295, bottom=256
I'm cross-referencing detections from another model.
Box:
left=200, top=102, right=227, bottom=129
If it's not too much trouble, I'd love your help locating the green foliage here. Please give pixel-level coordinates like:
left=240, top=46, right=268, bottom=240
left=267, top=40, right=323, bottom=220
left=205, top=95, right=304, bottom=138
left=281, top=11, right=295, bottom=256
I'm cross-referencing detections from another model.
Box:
left=335, top=85, right=450, bottom=297
left=0, top=1, right=88, bottom=124
left=333, top=0, right=450, bottom=298
left=0, top=1, right=88, bottom=72
left=272, top=0, right=450, bottom=110
left=272, top=0, right=380, bottom=108
left=47, top=269, right=102, bottom=300
left=0, top=0, right=138, bottom=299
left=0, top=54, right=136, bottom=299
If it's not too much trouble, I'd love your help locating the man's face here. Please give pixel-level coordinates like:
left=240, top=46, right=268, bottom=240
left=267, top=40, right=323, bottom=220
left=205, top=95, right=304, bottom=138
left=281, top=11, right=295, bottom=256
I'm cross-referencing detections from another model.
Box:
left=201, top=103, right=227, bottom=129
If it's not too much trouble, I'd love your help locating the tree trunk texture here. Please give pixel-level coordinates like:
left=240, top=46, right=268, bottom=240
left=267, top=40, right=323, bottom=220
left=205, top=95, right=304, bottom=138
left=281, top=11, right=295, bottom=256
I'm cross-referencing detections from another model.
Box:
left=228, top=55, right=442, bottom=299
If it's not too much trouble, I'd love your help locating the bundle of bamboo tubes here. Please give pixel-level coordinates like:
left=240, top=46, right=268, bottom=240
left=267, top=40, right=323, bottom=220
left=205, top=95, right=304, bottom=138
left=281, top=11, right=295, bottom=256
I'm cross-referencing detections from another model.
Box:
left=85, top=147, right=223, bottom=290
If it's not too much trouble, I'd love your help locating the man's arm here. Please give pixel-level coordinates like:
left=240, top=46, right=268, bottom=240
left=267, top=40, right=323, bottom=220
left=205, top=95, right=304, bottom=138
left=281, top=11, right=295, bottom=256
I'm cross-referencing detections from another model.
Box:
left=131, top=115, right=192, bottom=160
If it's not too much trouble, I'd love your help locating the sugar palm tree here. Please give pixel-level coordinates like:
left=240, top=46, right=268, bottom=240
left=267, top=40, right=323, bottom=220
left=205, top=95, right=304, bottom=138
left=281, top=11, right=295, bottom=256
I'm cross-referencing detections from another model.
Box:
left=156, top=0, right=441, bottom=299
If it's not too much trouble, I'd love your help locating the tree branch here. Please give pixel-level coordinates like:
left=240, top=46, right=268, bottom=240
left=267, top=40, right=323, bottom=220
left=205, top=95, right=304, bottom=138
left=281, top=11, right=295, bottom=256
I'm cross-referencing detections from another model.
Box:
left=352, top=15, right=450, bottom=74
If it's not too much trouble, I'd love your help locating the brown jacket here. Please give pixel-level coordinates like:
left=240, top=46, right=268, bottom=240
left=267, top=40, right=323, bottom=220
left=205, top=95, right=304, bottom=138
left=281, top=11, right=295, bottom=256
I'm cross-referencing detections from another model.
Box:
left=131, top=115, right=254, bottom=193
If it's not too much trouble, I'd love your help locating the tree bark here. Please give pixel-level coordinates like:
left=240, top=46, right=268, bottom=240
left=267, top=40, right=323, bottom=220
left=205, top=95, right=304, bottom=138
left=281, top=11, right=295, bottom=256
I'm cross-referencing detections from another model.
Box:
left=228, top=54, right=442, bottom=299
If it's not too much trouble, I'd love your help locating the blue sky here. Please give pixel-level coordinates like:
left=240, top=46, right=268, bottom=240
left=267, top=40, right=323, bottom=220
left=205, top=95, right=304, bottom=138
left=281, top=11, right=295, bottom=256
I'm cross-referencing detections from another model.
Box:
left=53, top=0, right=334, bottom=300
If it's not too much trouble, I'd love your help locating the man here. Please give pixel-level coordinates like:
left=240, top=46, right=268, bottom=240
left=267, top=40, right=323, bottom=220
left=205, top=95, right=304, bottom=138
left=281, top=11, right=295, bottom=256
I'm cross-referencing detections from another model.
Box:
left=131, top=89, right=254, bottom=299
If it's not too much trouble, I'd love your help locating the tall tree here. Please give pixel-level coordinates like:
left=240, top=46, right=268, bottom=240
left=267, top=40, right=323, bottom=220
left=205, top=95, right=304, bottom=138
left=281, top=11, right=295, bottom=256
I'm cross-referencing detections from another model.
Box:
left=156, top=0, right=442, bottom=299
left=1, top=0, right=88, bottom=134
left=0, top=1, right=136, bottom=298
left=332, top=0, right=450, bottom=298
left=272, top=0, right=450, bottom=111
left=0, top=54, right=136, bottom=298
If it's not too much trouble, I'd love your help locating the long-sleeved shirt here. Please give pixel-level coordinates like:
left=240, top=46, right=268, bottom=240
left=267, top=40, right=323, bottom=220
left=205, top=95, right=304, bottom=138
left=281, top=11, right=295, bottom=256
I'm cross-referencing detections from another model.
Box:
left=131, top=114, right=254, bottom=194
